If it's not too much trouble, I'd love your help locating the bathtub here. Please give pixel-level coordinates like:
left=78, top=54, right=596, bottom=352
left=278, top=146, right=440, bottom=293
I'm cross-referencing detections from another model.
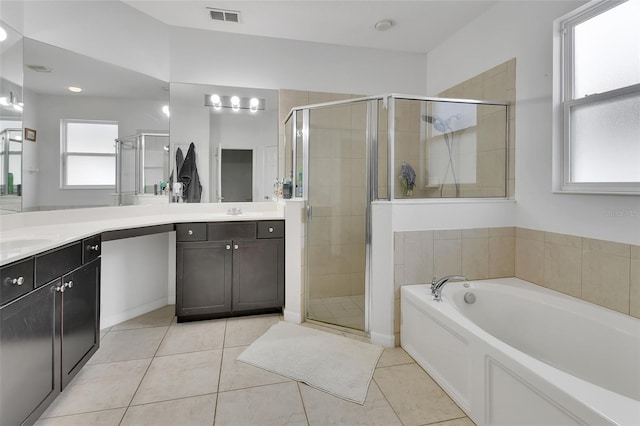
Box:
left=401, top=278, right=640, bottom=426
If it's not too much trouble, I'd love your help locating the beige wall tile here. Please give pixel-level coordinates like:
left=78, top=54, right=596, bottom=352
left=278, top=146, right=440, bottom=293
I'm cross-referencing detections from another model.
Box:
left=434, top=239, right=462, bottom=277
left=394, top=232, right=405, bottom=265
left=489, top=226, right=515, bottom=237
left=516, top=227, right=544, bottom=241
left=545, top=231, right=582, bottom=247
left=403, top=231, right=435, bottom=284
left=582, top=250, right=630, bottom=314
left=435, top=229, right=462, bottom=240
left=515, top=236, right=544, bottom=285
left=543, top=242, right=582, bottom=297
left=489, top=236, right=515, bottom=277
left=583, top=238, right=630, bottom=257
left=462, top=228, right=489, bottom=239
left=394, top=298, right=401, bottom=333
left=630, top=257, right=640, bottom=318
left=394, top=265, right=404, bottom=299
left=350, top=272, right=365, bottom=296
left=462, top=237, right=489, bottom=280
left=279, top=89, right=309, bottom=113
left=631, top=245, right=640, bottom=259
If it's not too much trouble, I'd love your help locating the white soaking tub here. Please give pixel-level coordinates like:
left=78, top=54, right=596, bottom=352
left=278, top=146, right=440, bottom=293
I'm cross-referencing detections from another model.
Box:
left=401, top=278, right=640, bottom=426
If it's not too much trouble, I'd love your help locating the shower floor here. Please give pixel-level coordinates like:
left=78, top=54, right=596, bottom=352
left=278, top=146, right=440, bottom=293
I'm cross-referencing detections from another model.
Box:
left=307, top=295, right=365, bottom=331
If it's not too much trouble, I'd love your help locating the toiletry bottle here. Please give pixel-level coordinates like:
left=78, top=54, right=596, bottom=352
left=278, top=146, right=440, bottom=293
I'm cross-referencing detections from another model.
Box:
left=297, top=168, right=303, bottom=197
left=7, top=172, right=13, bottom=194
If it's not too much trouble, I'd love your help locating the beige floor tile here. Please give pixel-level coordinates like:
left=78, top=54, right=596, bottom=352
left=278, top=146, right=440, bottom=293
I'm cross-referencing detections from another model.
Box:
left=41, top=359, right=151, bottom=418
left=131, top=350, right=222, bottom=405
left=300, top=381, right=402, bottom=425
left=430, top=417, right=476, bottom=426
left=374, top=364, right=464, bottom=426
left=120, top=394, right=216, bottom=426
left=156, top=318, right=226, bottom=356
left=223, top=314, right=281, bottom=347
left=376, top=347, right=414, bottom=368
left=219, top=346, right=291, bottom=392
left=215, top=382, right=307, bottom=426
left=110, top=305, right=175, bottom=331
left=34, top=408, right=126, bottom=426
left=88, top=326, right=167, bottom=364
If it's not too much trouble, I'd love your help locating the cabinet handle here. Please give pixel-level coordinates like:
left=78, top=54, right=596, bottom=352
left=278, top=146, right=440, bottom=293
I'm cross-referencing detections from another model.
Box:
left=4, top=276, right=25, bottom=286
left=226, top=244, right=231, bottom=250
left=268, top=227, right=274, bottom=233
left=55, top=285, right=65, bottom=293
left=87, top=244, right=100, bottom=251
left=234, top=244, right=239, bottom=250
left=188, top=230, right=193, bottom=235
left=64, top=281, right=73, bottom=289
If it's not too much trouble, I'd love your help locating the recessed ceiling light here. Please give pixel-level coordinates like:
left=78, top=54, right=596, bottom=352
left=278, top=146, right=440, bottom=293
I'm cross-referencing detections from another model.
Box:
left=68, top=86, right=82, bottom=93
left=374, top=19, right=393, bottom=32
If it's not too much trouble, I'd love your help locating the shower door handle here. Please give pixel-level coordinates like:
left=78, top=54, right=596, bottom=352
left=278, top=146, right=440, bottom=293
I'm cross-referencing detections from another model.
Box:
left=306, top=205, right=313, bottom=221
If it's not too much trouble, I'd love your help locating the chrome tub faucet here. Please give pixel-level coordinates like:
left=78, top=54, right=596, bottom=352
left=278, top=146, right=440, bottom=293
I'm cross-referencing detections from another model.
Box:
left=431, top=275, right=467, bottom=301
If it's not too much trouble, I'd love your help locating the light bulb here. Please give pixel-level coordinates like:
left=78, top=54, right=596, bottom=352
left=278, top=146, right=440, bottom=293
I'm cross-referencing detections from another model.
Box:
left=211, top=94, right=221, bottom=104
left=0, top=27, right=7, bottom=42
left=231, top=96, right=240, bottom=111
left=68, top=86, right=83, bottom=93
left=249, top=98, right=259, bottom=112
left=162, top=105, right=170, bottom=117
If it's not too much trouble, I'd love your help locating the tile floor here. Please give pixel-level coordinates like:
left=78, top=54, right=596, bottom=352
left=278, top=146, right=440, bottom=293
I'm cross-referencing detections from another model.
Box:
left=36, top=306, right=475, bottom=426
left=307, top=295, right=366, bottom=331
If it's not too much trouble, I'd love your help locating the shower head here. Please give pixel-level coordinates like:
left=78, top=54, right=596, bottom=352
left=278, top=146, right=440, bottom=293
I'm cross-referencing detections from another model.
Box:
left=422, top=114, right=446, bottom=133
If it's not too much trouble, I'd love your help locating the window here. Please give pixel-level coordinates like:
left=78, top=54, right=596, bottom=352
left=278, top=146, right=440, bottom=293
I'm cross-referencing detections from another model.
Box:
left=556, top=0, right=640, bottom=194
left=61, top=120, right=118, bottom=188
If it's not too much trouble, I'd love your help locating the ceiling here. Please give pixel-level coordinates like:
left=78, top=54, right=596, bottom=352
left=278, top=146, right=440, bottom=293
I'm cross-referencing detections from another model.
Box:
left=123, top=0, right=498, bottom=53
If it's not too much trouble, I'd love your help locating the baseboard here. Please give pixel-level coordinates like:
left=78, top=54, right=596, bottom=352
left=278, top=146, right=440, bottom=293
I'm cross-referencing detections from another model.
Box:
left=370, top=331, right=395, bottom=348
left=101, top=297, right=170, bottom=329
left=283, top=309, right=302, bottom=324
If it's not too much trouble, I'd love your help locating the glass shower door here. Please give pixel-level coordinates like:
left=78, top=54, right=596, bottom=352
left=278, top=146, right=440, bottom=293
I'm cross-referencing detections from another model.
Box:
left=306, top=100, right=369, bottom=331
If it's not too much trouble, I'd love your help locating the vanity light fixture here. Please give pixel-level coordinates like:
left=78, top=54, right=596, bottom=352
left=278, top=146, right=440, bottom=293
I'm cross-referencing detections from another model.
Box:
left=204, top=94, right=265, bottom=112
left=230, top=95, right=240, bottom=111
left=162, top=105, right=170, bottom=117
left=0, top=26, right=7, bottom=42
left=68, top=86, right=83, bottom=93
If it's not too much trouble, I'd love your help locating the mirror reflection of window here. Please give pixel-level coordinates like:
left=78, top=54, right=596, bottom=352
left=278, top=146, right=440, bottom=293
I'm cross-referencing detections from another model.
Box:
left=61, top=119, right=117, bottom=187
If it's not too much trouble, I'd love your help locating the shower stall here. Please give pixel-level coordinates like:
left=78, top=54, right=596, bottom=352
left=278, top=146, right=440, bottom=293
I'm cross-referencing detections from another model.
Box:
left=114, top=132, right=170, bottom=205
left=284, top=94, right=509, bottom=332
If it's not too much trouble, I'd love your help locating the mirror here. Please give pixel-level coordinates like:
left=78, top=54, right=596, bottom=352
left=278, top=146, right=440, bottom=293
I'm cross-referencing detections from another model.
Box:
left=170, top=83, right=279, bottom=203
left=21, top=38, right=170, bottom=211
left=0, top=20, right=23, bottom=214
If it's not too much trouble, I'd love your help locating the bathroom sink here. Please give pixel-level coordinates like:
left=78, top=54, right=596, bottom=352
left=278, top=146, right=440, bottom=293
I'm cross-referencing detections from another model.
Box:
left=0, top=235, right=59, bottom=252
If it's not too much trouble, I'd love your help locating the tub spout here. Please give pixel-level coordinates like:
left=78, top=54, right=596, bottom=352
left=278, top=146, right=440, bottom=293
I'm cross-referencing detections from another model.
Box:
left=431, top=275, right=467, bottom=301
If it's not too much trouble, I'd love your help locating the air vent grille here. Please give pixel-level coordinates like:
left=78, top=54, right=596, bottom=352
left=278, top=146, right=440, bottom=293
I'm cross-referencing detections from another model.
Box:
left=27, top=65, right=53, bottom=73
left=208, top=8, right=241, bottom=23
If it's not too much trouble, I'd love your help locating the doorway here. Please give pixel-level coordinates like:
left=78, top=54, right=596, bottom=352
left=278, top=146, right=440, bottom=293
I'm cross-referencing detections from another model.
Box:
left=220, top=149, right=253, bottom=202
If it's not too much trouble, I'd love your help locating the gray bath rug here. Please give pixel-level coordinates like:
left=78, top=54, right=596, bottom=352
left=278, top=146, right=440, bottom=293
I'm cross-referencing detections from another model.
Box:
left=237, top=321, right=383, bottom=404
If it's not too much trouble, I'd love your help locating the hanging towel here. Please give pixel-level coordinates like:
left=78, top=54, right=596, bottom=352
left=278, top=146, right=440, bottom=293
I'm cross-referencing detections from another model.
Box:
left=399, top=162, right=416, bottom=188
left=169, top=147, right=184, bottom=197
left=178, top=142, right=202, bottom=203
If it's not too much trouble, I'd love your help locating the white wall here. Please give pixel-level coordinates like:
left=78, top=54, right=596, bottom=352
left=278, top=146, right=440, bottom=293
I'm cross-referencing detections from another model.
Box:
left=23, top=0, right=170, bottom=81
left=169, top=26, right=427, bottom=95
left=426, top=1, right=639, bottom=245
left=26, top=93, right=169, bottom=210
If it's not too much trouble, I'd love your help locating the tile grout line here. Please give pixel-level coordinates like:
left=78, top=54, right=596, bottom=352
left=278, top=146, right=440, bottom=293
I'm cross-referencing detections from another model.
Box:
left=212, top=318, right=228, bottom=425
left=370, top=376, right=404, bottom=425
left=296, top=382, right=311, bottom=426
left=117, top=315, right=175, bottom=426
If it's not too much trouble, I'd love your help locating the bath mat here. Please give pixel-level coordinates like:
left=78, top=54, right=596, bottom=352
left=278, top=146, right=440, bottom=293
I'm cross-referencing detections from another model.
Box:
left=237, top=321, right=383, bottom=404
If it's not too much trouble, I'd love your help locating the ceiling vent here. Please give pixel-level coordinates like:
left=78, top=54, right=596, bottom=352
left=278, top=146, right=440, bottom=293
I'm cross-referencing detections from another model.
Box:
left=208, top=8, right=241, bottom=23
left=26, top=65, right=53, bottom=73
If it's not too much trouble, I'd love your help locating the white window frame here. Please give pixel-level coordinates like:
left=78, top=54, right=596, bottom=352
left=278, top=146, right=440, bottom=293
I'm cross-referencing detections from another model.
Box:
left=61, top=119, right=117, bottom=189
left=553, top=0, right=640, bottom=195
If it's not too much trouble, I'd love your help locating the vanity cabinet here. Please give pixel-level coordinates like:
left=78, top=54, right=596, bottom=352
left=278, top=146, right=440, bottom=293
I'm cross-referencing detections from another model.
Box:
left=0, top=235, right=101, bottom=426
left=176, top=221, right=284, bottom=321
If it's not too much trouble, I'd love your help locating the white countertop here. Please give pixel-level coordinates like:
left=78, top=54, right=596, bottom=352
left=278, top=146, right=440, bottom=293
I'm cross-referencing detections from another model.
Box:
left=0, top=202, right=285, bottom=266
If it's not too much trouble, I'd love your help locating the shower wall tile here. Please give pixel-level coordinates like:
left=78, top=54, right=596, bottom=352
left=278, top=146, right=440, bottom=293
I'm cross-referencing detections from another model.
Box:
left=488, top=235, right=515, bottom=277
left=630, top=245, right=640, bottom=319
left=462, top=237, right=489, bottom=280
left=434, top=239, right=462, bottom=278
left=394, top=232, right=405, bottom=266
left=435, top=229, right=462, bottom=240
left=543, top=236, right=582, bottom=298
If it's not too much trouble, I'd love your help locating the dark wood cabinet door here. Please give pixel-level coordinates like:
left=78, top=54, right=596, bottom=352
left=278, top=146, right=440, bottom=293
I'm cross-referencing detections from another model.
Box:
left=0, top=281, right=61, bottom=426
left=177, top=241, right=232, bottom=317
left=61, top=258, right=100, bottom=389
left=232, top=238, right=284, bottom=312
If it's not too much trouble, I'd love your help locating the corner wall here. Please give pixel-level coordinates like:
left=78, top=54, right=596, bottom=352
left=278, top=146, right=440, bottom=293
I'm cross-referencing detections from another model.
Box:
left=425, top=1, right=639, bottom=245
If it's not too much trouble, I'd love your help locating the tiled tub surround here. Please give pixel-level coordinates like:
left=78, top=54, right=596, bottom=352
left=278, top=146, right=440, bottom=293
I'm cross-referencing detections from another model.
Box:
left=394, top=226, right=640, bottom=344
left=36, top=308, right=475, bottom=426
